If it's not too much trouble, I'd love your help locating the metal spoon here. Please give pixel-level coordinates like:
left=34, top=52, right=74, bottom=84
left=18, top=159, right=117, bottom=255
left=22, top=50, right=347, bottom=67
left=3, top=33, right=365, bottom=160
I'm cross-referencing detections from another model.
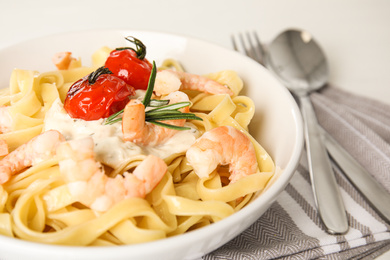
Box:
left=265, top=29, right=349, bottom=234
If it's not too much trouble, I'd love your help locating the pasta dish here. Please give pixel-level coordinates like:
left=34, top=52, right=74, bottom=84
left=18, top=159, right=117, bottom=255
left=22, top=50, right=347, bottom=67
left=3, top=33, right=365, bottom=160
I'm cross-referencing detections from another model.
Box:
left=0, top=36, right=275, bottom=246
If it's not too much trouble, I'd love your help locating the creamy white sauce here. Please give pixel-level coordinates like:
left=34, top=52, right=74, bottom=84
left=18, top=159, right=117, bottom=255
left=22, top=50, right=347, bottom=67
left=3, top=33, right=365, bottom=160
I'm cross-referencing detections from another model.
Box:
left=44, top=98, right=200, bottom=168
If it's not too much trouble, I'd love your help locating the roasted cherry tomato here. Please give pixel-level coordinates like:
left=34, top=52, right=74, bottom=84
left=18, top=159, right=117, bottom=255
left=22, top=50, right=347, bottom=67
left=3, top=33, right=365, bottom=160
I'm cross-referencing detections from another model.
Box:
left=105, top=36, right=152, bottom=90
left=64, top=67, right=135, bottom=121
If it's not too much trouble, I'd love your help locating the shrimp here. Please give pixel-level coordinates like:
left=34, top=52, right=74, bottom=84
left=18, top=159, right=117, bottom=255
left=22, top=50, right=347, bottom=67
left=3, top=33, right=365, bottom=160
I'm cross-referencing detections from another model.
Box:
left=0, top=106, right=12, bottom=134
left=57, top=137, right=167, bottom=212
left=0, top=139, right=8, bottom=157
left=0, top=130, right=65, bottom=184
left=186, top=126, right=258, bottom=183
left=154, top=70, right=233, bottom=96
left=52, top=52, right=75, bottom=70
left=122, top=91, right=190, bottom=146
left=153, top=70, right=182, bottom=96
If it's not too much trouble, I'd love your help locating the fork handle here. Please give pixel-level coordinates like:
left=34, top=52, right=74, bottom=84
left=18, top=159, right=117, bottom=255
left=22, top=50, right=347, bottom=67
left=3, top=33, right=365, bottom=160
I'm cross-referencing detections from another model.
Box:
left=299, top=94, right=349, bottom=234
left=321, top=126, right=390, bottom=223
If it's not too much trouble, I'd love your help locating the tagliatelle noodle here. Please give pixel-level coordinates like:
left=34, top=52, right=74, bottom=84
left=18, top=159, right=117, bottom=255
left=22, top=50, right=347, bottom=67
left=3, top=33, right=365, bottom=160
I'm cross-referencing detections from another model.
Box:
left=0, top=45, right=275, bottom=245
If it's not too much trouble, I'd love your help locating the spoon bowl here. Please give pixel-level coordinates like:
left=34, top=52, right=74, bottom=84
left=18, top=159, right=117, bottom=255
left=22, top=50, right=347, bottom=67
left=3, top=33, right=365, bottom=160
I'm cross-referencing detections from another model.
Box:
left=265, top=29, right=349, bottom=234
left=266, top=30, right=329, bottom=95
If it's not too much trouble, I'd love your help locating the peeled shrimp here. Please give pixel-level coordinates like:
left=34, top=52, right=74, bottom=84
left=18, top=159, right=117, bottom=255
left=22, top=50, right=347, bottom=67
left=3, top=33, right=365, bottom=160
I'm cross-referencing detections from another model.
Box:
left=0, top=106, right=12, bottom=134
left=52, top=52, right=75, bottom=70
left=154, top=70, right=233, bottom=96
left=57, top=137, right=167, bottom=212
left=0, top=139, right=8, bottom=157
left=186, top=126, right=258, bottom=183
left=0, top=130, right=65, bottom=184
left=122, top=91, right=190, bottom=146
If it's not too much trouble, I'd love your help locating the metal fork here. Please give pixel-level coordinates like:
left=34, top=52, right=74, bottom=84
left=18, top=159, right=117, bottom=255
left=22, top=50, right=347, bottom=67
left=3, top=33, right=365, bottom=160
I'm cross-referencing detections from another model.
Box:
left=231, top=32, right=266, bottom=66
left=232, top=31, right=390, bottom=227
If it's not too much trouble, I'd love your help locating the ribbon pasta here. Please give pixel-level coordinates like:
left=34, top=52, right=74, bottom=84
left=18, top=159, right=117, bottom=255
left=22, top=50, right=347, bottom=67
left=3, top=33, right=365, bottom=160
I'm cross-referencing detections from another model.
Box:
left=0, top=47, right=275, bottom=246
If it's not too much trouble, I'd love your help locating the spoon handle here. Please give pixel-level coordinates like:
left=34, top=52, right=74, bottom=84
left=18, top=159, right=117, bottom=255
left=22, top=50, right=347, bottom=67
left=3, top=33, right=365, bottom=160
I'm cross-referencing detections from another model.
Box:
left=299, top=95, right=349, bottom=234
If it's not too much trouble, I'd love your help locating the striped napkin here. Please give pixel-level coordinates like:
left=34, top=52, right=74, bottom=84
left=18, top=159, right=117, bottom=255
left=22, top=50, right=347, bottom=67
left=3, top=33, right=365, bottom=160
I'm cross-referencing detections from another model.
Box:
left=204, top=86, right=390, bottom=259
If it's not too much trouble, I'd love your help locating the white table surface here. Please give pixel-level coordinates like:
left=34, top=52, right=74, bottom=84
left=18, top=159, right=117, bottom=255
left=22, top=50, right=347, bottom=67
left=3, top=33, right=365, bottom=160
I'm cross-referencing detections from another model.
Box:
left=0, top=0, right=389, bottom=258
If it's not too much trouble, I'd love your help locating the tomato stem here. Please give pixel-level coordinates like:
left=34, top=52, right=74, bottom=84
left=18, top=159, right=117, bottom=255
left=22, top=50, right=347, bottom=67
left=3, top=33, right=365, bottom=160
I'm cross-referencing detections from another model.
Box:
left=88, top=67, right=112, bottom=85
left=116, top=36, right=147, bottom=60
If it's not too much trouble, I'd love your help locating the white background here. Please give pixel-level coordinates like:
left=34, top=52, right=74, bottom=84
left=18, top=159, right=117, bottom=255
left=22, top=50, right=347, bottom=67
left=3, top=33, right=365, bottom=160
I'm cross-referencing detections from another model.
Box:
left=0, top=0, right=389, bottom=257
left=1, top=0, right=389, bottom=104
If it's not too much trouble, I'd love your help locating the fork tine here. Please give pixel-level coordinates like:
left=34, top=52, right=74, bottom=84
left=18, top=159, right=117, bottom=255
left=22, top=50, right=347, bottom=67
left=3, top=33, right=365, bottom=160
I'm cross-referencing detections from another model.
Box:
left=231, top=33, right=249, bottom=56
left=231, top=34, right=239, bottom=51
left=231, top=33, right=248, bottom=56
left=252, top=32, right=266, bottom=65
left=245, top=32, right=260, bottom=62
left=231, top=31, right=266, bottom=66
left=238, top=33, right=252, bottom=58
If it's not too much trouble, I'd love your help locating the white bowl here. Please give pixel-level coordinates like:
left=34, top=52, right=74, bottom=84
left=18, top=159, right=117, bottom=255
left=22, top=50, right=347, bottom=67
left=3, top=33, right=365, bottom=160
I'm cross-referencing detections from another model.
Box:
left=0, top=30, right=303, bottom=260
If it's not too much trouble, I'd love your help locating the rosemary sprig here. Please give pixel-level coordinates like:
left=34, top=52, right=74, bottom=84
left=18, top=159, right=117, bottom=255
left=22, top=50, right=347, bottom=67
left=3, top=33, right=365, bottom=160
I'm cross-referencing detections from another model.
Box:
left=147, top=121, right=192, bottom=131
left=149, top=99, right=170, bottom=107
left=146, top=113, right=202, bottom=121
left=141, top=60, right=157, bottom=107
left=147, top=101, right=191, bottom=113
left=105, top=61, right=202, bottom=130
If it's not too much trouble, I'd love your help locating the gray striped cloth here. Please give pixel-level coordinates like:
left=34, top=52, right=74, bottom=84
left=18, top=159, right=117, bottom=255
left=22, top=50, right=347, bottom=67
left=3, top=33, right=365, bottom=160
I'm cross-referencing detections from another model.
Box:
left=204, top=86, right=390, bottom=259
